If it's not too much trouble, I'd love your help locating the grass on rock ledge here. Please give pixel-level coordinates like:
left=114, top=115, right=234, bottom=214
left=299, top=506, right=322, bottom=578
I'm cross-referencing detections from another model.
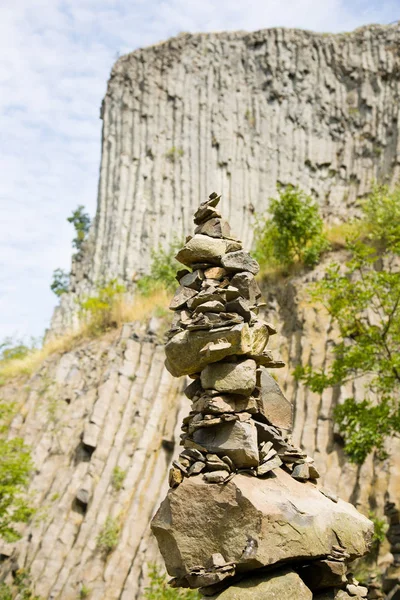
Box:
left=0, top=286, right=170, bottom=384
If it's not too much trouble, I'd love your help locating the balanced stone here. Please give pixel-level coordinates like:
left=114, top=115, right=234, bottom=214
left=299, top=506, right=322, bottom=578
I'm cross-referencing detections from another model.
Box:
left=165, top=323, right=267, bottom=377
left=256, top=367, right=293, bottom=430
left=175, top=234, right=228, bottom=267
left=221, top=250, right=260, bottom=275
left=191, top=420, right=259, bottom=468
left=204, top=569, right=313, bottom=600
left=201, top=359, right=257, bottom=396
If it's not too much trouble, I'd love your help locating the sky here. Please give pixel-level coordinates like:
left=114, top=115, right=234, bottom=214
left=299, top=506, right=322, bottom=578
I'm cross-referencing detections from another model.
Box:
left=0, top=0, right=399, bottom=345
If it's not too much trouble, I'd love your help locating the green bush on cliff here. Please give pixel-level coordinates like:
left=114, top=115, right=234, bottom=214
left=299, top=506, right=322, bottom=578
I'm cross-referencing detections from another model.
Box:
left=79, top=279, right=126, bottom=335
left=137, top=238, right=183, bottom=296
left=253, top=185, right=329, bottom=268
left=296, top=184, right=400, bottom=464
left=50, top=268, right=70, bottom=297
left=144, top=564, right=199, bottom=600
left=68, top=205, right=91, bottom=252
left=0, top=402, right=34, bottom=542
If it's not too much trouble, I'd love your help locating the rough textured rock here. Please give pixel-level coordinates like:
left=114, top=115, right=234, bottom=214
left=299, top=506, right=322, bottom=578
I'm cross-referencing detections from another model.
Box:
left=200, top=359, right=257, bottom=396
left=204, top=569, right=312, bottom=600
left=151, top=470, right=373, bottom=578
left=192, top=420, right=259, bottom=467
left=165, top=323, right=267, bottom=377
left=256, top=367, right=293, bottom=429
left=49, top=23, right=400, bottom=336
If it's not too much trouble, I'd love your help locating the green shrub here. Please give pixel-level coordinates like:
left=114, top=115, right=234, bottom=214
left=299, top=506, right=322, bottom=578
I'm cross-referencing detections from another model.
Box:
left=96, top=516, right=120, bottom=556
left=0, top=337, right=38, bottom=362
left=165, top=147, right=184, bottom=162
left=79, top=585, right=91, bottom=599
left=253, top=185, right=329, bottom=268
left=296, top=184, right=400, bottom=463
left=111, top=466, right=126, bottom=491
left=67, top=205, right=91, bottom=251
left=51, top=268, right=70, bottom=297
left=12, top=569, right=42, bottom=600
left=0, top=583, right=12, bottom=600
left=137, top=239, right=182, bottom=296
left=144, top=564, right=199, bottom=600
left=79, top=279, right=126, bottom=335
left=0, top=403, right=35, bottom=542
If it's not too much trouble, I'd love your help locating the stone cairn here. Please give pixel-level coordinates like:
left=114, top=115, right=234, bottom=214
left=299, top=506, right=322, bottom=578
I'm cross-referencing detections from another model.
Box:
left=151, top=194, right=374, bottom=599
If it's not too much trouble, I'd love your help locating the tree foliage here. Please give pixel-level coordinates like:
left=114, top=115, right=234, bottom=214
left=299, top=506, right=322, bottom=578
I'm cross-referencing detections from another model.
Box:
left=0, top=402, right=34, bottom=542
left=67, top=205, right=91, bottom=251
left=296, top=184, right=400, bottom=464
left=137, top=239, right=183, bottom=296
left=144, top=564, right=199, bottom=600
left=50, top=268, right=70, bottom=297
left=253, top=185, right=329, bottom=268
left=0, top=338, right=36, bottom=362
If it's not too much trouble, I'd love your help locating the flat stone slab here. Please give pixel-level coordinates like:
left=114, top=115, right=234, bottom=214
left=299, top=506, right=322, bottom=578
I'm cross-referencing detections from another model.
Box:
left=165, top=323, right=268, bottom=377
left=201, top=359, right=257, bottom=397
left=257, top=367, right=293, bottom=430
left=191, top=419, right=259, bottom=468
left=203, top=569, right=312, bottom=599
left=151, top=469, right=373, bottom=584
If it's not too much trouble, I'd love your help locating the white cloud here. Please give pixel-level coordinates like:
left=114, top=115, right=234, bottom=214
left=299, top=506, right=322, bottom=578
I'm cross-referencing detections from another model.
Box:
left=0, top=0, right=398, bottom=342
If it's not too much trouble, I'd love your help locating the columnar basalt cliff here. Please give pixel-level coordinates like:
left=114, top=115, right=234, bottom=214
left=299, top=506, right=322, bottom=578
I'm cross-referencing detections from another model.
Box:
left=50, top=23, right=400, bottom=335
left=2, top=22, right=400, bottom=600
left=151, top=194, right=373, bottom=599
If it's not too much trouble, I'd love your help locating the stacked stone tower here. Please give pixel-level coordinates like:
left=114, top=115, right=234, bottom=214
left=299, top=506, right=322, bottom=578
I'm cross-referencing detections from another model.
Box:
left=151, top=194, right=373, bottom=599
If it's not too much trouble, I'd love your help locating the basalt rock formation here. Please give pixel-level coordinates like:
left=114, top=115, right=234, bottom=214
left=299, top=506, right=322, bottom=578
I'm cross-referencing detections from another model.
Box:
left=151, top=194, right=373, bottom=599
left=50, top=22, right=400, bottom=336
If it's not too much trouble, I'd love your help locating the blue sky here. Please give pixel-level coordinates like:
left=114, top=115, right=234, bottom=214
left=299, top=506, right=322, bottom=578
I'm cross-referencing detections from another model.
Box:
left=0, top=0, right=399, bottom=344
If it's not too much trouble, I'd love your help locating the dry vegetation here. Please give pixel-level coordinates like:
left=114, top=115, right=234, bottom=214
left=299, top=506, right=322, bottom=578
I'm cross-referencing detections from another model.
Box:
left=0, top=286, right=170, bottom=384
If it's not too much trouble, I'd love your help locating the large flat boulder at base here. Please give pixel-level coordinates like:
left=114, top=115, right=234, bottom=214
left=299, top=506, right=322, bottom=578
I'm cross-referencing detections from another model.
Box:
left=165, top=323, right=268, bottom=377
left=204, top=569, right=312, bottom=600
left=151, top=469, right=373, bottom=583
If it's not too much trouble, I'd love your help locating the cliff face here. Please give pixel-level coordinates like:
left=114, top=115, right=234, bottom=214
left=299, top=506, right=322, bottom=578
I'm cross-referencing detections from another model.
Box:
left=4, top=22, right=400, bottom=599
left=50, top=23, right=400, bottom=335
left=1, top=264, right=400, bottom=599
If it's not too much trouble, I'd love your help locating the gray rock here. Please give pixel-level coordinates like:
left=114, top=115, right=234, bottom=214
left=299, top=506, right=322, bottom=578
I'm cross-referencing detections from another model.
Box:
left=204, top=267, right=228, bottom=280
left=176, top=235, right=228, bottom=267
left=230, top=273, right=262, bottom=304
left=165, top=323, right=266, bottom=377
left=201, top=359, right=257, bottom=397
left=192, top=393, right=258, bottom=414
left=221, top=250, right=260, bottom=275
left=203, top=569, right=313, bottom=600
left=225, top=298, right=251, bottom=322
left=195, top=218, right=231, bottom=239
left=257, top=454, right=283, bottom=476
left=203, top=470, right=229, bottom=483
left=152, top=469, right=373, bottom=584
left=292, top=463, right=311, bottom=480
left=191, top=420, right=259, bottom=468
left=347, top=584, right=368, bottom=597
left=169, top=286, right=198, bottom=310
left=188, top=461, right=206, bottom=476
left=179, top=270, right=204, bottom=290
left=257, top=367, right=293, bottom=430
left=184, top=378, right=203, bottom=400
left=193, top=301, right=225, bottom=314
left=300, top=559, right=348, bottom=591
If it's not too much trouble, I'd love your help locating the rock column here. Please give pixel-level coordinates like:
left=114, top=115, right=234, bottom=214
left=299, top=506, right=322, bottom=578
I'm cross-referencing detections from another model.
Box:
left=151, top=193, right=374, bottom=599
